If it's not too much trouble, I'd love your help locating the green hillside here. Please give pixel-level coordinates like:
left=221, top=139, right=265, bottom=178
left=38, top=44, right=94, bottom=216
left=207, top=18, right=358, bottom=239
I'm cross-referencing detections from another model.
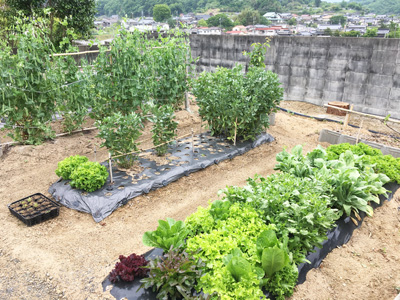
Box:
left=96, top=0, right=312, bottom=17
left=354, top=0, right=400, bottom=14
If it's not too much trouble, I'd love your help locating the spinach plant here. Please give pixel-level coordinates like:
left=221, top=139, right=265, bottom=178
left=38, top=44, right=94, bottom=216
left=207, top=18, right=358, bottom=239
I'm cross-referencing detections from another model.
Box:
left=222, top=173, right=339, bottom=264
left=275, top=145, right=390, bottom=218
left=142, top=218, right=189, bottom=252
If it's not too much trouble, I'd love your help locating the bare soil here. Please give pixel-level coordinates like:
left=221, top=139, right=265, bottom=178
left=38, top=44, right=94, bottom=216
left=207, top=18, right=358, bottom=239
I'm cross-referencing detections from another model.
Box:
left=1, top=100, right=400, bottom=300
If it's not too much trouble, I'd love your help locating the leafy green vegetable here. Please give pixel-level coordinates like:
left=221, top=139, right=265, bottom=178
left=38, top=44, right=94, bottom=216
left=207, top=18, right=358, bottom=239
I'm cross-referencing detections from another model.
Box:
left=55, top=155, right=89, bottom=180
left=326, top=143, right=400, bottom=184
left=226, top=256, right=253, bottom=282
left=222, top=173, right=338, bottom=264
left=274, top=145, right=390, bottom=218
left=186, top=203, right=272, bottom=300
left=69, top=161, right=108, bottom=192
left=139, top=246, right=207, bottom=300
left=261, top=247, right=290, bottom=278
left=209, top=200, right=231, bottom=221
left=142, top=218, right=189, bottom=252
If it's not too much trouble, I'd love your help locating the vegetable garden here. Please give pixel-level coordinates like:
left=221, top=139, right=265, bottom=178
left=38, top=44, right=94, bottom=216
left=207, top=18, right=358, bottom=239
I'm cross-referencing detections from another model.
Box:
left=1, top=17, right=400, bottom=300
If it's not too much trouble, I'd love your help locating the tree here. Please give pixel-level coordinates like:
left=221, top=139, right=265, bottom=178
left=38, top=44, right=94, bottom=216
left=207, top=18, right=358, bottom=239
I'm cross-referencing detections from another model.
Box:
left=324, top=28, right=333, bottom=36
left=287, top=17, right=297, bottom=26
left=153, top=4, right=171, bottom=22
left=4, top=0, right=96, bottom=43
left=236, top=8, right=261, bottom=26
left=167, top=17, right=176, bottom=29
left=363, top=27, right=377, bottom=37
left=207, top=14, right=234, bottom=30
left=330, top=15, right=347, bottom=26
left=197, top=19, right=208, bottom=27
left=315, top=0, right=321, bottom=8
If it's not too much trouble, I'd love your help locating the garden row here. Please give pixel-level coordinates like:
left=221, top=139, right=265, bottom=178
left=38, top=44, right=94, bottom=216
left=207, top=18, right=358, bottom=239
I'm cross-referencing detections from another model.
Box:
left=0, top=16, right=190, bottom=147
left=1, top=18, right=281, bottom=178
left=108, top=142, right=400, bottom=300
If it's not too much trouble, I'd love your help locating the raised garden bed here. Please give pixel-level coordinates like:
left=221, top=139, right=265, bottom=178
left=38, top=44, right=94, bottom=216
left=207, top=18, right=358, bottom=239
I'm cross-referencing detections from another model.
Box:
left=49, top=132, right=274, bottom=222
left=101, top=182, right=400, bottom=300
left=319, top=129, right=400, bottom=158
left=8, top=193, right=60, bottom=226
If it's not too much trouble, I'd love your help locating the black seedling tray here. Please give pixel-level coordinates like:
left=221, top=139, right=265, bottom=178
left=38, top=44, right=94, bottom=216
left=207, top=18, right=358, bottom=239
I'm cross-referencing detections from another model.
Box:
left=8, top=193, right=60, bottom=226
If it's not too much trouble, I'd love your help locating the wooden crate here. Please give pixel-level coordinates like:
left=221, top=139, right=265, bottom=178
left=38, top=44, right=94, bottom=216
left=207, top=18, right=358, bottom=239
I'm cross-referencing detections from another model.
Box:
left=326, top=101, right=349, bottom=116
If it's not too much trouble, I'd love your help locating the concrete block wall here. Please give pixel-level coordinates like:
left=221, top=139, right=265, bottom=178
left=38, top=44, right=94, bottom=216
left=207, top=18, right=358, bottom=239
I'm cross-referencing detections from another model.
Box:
left=190, top=35, right=400, bottom=119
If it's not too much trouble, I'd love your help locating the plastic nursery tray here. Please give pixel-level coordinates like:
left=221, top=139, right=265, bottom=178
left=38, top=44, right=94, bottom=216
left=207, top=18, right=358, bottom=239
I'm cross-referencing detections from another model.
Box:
left=8, top=193, right=60, bottom=226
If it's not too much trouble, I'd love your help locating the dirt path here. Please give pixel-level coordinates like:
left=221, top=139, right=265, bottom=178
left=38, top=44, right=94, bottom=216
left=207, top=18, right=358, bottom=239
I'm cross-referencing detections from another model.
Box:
left=1, top=101, right=399, bottom=300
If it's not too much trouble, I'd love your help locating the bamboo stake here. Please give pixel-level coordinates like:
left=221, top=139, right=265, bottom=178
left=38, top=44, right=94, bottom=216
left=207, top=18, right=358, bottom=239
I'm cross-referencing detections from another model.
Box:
left=324, top=104, right=400, bottom=124
left=108, top=152, right=114, bottom=184
left=343, top=104, right=354, bottom=128
left=234, top=118, right=238, bottom=146
left=356, top=120, right=364, bottom=144
left=191, top=128, right=194, bottom=153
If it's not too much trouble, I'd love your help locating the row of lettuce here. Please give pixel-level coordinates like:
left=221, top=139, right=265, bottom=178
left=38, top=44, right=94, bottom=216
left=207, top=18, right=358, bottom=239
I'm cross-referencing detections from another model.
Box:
left=109, top=142, right=400, bottom=300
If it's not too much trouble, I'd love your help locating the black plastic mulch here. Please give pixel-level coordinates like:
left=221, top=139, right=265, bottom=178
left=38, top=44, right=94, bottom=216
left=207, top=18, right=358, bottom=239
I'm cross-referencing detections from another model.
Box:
left=102, top=182, right=400, bottom=300
left=48, top=132, right=274, bottom=222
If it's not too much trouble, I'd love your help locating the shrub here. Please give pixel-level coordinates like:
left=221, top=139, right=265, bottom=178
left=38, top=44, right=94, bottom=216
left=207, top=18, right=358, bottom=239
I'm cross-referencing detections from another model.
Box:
left=96, top=112, right=144, bottom=168
left=109, top=253, right=149, bottom=283
left=70, top=161, right=108, bottom=192
left=55, top=155, right=89, bottom=180
left=193, top=65, right=283, bottom=141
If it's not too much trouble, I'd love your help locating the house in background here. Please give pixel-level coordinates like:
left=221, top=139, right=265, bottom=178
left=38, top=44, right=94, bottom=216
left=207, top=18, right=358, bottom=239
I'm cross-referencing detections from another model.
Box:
left=263, top=12, right=283, bottom=23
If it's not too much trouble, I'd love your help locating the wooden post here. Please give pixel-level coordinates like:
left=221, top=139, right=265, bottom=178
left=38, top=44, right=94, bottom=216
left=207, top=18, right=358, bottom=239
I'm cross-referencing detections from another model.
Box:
left=343, top=104, right=353, bottom=128
left=108, top=153, right=114, bottom=184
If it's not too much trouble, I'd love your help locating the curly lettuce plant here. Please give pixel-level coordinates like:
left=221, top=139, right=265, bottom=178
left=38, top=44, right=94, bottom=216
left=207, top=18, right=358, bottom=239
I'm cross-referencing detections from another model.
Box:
left=55, top=155, right=89, bottom=179
left=109, top=253, right=148, bottom=283
left=70, top=161, right=108, bottom=192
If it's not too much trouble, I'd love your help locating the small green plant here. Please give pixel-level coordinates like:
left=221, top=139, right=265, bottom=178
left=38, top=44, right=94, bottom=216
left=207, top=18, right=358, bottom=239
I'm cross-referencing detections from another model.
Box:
left=70, top=161, right=108, bottom=192
left=56, top=155, right=89, bottom=180
left=139, top=246, right=206, bottom=300
left=149, top=104, right=178, bottom=156
left=242, top=39, right=270, bottom=69
left=97, top=112, right=144, bottom=168
left=142, top=218, right=189, bottom=252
